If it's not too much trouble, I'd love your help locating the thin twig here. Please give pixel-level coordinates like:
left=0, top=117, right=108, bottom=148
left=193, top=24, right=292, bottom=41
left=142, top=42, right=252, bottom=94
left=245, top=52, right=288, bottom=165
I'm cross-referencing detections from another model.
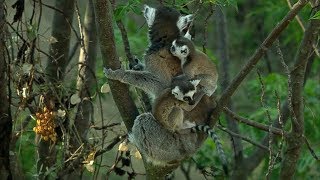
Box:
left=303, top=135, right=320, bottom=160
left=91, top=122, right=121, bottom=130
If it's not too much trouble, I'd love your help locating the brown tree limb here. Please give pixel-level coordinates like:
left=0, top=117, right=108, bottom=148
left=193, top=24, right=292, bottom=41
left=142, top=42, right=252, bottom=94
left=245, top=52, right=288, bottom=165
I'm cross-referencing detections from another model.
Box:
left=280, top=7, right=320, bottom=178
left=93, top=0, right=139, bottom=131
left=223, top=107, right=285, bottom=136
left=209, top=0, right=310, bottom=127
left=217, top=125, right=270, bottom=152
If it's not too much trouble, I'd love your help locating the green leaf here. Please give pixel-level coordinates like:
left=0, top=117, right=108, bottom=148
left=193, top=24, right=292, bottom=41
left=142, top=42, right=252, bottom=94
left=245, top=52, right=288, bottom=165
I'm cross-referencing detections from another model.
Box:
left=27, top=24, right=37, bottom=40
left=311, top=11, right=320, bottom=19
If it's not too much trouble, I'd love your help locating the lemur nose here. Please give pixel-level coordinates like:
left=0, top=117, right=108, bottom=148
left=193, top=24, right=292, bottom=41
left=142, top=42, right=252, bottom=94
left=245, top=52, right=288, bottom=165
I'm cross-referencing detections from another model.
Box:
left=171, top=46, right=175, bottom=52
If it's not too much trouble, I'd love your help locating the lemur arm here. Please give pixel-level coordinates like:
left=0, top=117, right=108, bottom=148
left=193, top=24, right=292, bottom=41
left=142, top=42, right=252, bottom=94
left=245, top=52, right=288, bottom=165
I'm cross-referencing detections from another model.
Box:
left=193, top=74, right=218, bottom=97
left=104, top=68, right=165, bottom=95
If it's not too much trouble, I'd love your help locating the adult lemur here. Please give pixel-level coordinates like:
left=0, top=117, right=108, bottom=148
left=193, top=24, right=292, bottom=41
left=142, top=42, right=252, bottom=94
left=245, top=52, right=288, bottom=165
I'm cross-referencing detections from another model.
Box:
left=104, top=5, right=194, bottom=99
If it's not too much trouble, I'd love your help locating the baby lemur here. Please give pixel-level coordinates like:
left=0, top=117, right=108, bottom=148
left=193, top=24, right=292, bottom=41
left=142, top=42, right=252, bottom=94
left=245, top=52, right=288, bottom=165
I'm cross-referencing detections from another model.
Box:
left=170, top=32, right=218, bottom=97
left=153, top=75, right=201, bottom=132
left=151, top=75, right=228, bottom=174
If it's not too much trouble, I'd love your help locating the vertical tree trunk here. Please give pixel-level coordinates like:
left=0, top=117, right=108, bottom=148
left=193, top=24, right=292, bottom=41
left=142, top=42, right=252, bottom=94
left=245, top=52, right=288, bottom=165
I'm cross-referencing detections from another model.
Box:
left=66, top=0, right=97, bottom=177
left=215, top=7, right=244, bottom=179
left=38, top=0, right=75, bottom=178
left=0, top=2, right=12, bottom=179
left=280, top=10, right=320, bottom=179
left=93, top=0, right=139, bottom=131
left=45, top=0, right=75, bottom=81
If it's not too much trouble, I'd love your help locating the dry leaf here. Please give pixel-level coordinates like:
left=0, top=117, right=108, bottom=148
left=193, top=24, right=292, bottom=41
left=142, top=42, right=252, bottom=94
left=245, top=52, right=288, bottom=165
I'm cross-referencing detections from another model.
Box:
left=70, top=94, right=81, bottom=105
left=100, top=83, right=111, bottom=93
left=118, top=142, right=129, bottom=152
left=57, top=109, right=66, bottom=117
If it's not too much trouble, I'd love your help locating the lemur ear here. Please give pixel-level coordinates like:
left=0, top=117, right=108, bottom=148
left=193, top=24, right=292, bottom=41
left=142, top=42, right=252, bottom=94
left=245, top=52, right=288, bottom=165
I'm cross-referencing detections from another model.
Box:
left=171, top=86, right=180, bottom=95
left=190, top=79, right=200, bottom=87
left=177, top=14, right=193, bottom=32
left=143, top=5, right=156, bottom=27
left=184, top=30, right=192, bottom=40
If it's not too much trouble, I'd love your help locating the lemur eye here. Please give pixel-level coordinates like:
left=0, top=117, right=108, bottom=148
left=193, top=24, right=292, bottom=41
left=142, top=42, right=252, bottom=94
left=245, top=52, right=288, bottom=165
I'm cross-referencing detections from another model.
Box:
left=183, top=97, right=191, bottom=102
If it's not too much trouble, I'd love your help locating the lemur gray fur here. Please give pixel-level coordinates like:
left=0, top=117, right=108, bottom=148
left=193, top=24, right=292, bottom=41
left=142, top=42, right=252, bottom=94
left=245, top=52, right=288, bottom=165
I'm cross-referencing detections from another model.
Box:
left=170, top=32, right=218, bottom=97
left=103, top=5, right=194, bottom=99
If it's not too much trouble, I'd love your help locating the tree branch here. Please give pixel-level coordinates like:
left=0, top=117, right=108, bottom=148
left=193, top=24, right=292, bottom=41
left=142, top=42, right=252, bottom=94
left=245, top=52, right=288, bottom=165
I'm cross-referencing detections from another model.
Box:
left=223, top=107, right=285, bottom=136
left=280, top=7, right=320, bottom=178
left=209, top=0, right=310, bottom=127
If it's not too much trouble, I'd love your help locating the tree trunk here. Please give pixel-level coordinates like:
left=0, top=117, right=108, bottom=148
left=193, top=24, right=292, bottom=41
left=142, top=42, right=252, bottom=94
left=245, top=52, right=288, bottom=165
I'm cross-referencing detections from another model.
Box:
left=215, top=7, right=244, bottom=179
left=65, top=0, right=97, bottom=177
left=0, top=1, right=13, bottom=179
left=280, top=8, right=320, bottom=179
left=38, top=0, right=75, bottom=179
left=93, top=0, right=139, bottom=131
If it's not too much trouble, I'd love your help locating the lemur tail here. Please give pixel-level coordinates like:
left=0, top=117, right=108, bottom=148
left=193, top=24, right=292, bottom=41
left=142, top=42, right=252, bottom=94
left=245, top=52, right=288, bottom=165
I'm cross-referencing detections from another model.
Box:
left=191, top=125, right=228, bottom=176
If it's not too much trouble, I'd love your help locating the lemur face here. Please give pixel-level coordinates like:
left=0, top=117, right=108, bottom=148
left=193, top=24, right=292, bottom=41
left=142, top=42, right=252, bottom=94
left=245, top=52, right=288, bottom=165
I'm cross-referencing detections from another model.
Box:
left=170, top=40, right=190, bottom=60
left=143, top=5, right=193, bottom=32
left=171, top=79, right=200, bottom=105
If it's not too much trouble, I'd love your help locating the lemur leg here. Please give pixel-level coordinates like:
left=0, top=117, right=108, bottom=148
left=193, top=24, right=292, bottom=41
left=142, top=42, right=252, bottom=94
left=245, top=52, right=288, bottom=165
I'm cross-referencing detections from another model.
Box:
left=167, top=107, right=184, bottom=131
left=181, top=90, right=206, bottom=112
left=104, top=68, right=165, bottom=95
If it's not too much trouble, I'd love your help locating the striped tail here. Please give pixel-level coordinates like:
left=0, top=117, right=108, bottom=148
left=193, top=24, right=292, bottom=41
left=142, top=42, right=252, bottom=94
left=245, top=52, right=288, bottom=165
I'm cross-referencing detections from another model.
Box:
left=191, top=125, right=228, bottom=175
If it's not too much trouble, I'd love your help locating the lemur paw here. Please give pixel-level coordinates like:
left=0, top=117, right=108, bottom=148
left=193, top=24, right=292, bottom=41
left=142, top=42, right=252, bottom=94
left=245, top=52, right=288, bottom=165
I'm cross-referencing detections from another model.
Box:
left=103, top=67, right=113, bottom=77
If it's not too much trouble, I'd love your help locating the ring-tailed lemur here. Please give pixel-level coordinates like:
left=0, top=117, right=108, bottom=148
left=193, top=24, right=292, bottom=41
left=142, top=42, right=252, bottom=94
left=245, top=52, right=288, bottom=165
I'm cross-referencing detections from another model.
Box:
left=104, top=5, right=194, bottom=99
left=131, top=75, right=228, bottom=174
left=153, top=75, right=201, bottom=132
left=166, top=75, right=228, bottom=175
left=170, top=31, right=218, bottom=97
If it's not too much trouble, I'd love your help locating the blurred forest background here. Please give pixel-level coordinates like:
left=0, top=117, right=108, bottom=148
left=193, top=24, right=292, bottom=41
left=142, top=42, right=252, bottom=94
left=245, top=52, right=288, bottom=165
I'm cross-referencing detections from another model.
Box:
left=0, top=0, right=319, bottom=179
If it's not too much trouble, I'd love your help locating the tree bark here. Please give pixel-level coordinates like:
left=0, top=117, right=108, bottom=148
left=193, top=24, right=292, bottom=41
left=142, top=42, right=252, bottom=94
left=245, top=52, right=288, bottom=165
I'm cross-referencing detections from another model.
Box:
left=65, top=0, right=97, bottom=177
left=93, top=0, right=139, bottom=131
left=38, top=0, right=75, bottom=178
left=0, top=1, right=13, bottom=179
left=280, top=9, right=320, bottom=179
left=45, top=0, right=75, bottom=81
left=215, top=7, right=244, bottom=178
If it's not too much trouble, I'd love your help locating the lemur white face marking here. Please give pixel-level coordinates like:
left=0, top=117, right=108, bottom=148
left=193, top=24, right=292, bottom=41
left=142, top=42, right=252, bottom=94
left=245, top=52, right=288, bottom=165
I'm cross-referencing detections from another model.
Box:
left=143, top=5, right=156, bottom=27
left=170, top=40, right=190, bottom=64
left=171, top=79, right=200, bottom=105
left=177, top=14, right=193, bottom=32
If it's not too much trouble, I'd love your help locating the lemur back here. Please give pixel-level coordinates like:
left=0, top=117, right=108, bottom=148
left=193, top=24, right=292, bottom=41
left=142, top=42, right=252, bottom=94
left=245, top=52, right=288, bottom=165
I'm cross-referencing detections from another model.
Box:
left=104, top=5, right=193, bottom=97
left=170, top=36, right=218, bottom=96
